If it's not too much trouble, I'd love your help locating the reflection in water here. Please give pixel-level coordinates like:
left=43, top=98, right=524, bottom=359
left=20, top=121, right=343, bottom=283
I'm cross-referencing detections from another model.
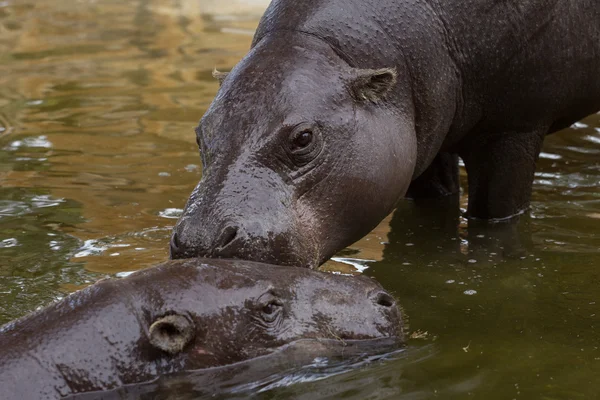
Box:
left=0, top=0, right=599, bottom=398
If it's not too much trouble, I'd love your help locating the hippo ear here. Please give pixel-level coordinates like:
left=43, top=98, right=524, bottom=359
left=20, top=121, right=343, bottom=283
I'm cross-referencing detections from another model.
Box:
left=149, top=314, right=195, bottom=355
left=349, top=67, right=397, bottom=103
left=212, top=68, right=229, bottom=86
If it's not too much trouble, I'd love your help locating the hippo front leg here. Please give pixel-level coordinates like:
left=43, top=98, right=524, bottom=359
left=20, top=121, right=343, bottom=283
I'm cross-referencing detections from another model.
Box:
left=405, top=152, right=460, bottom=199
left=460, top=129, right=545, bottom=220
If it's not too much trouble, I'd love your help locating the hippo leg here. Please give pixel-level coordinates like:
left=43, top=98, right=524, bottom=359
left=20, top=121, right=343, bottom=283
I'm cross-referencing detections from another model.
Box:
left=406, top=152, right=460, bottom=199
left=460, top=129, right=545, bottom=220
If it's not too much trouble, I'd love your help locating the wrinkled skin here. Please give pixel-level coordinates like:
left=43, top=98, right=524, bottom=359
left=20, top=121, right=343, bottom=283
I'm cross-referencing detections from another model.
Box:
left=172, top=0, right=600, bottom=267
left=0, top=259, right=402, bottom=399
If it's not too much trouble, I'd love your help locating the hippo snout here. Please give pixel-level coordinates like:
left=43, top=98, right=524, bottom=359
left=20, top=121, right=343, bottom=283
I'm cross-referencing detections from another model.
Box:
left=170, top=217, right=316, bottom=267
left=170, top=223, right=239, bottom=260
left=170, top=158, right=324, bottom=266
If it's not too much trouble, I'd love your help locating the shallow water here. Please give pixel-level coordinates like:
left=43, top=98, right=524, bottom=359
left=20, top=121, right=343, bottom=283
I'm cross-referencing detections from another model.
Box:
left=0, top=1, right=599, bottom=398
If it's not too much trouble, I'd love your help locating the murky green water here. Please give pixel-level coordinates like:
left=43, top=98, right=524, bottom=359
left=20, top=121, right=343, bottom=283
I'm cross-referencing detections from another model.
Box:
left=0, top=1, right=599, bottom=398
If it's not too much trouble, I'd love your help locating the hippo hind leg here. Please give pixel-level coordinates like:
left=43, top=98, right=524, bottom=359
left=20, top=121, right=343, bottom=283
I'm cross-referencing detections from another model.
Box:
left=459, top=128, right=546, bottom=220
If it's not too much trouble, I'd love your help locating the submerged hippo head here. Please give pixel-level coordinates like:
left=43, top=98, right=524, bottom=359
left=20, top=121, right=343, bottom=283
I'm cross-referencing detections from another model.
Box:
left=141, top=259, right=403, bottom=365
left=170, top=32, right=416, bottom=267
left=0, top=259, right=403, bottom=397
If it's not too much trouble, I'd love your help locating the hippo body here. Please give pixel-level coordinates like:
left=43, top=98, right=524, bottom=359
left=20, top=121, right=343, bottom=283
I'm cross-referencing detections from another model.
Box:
left=171, top=0, right=600, bottom=267
left=0, top=259, right=402, bottom=399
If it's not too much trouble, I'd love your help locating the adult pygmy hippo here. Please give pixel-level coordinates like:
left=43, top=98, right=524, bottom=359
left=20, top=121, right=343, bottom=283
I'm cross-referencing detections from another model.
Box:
left=170, top=0, right=600, bottom=267
left=0, top=259, right=402, bottom=399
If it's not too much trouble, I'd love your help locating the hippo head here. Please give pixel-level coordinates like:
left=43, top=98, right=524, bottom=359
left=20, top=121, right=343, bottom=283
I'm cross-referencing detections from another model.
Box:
left=0, top=258, right=401, bottom=397
left=170, top=32, right=416, bottom=268
left=142, top=259, right=403, bottom=367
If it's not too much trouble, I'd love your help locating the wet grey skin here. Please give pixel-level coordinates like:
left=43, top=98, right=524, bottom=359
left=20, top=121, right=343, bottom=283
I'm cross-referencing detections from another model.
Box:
left=170, top=0, right=600, bottom=267
left=0, top=258, right=403, bottom=399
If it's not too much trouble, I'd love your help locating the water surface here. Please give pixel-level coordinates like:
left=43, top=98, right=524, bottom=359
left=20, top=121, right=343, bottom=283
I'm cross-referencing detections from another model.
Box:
left=0, top=1, right=599, bottom=398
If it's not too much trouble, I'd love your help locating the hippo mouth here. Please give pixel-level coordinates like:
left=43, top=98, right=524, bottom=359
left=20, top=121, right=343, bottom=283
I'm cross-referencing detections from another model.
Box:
left=260, top=337, right=404, bottom=366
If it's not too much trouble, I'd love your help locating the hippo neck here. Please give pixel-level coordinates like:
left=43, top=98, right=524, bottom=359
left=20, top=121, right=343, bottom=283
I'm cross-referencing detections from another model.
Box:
left=253, top=0, right=462, bottom=178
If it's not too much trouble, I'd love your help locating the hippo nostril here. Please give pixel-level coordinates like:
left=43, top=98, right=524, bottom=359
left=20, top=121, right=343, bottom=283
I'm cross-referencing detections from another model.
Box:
left=216, top=226, right=238, bottom=250
left=374, top=292, right=395, bottom=308
left=170, top=232, right=180, bottom=250
left=170, top=232, right=185, bottom=259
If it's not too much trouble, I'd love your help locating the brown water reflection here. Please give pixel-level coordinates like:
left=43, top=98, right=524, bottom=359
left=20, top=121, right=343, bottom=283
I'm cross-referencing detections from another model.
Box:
left=0, top=0, right=264, bottom=276
left=0, top=1, right=599, bottom=399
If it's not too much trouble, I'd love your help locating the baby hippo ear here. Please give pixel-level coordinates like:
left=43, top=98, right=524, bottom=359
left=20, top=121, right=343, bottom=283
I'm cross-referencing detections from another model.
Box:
left=350, top=67, right=397, bottom=103
left=149, top=314, right=195, bottom=355
left=212, top=68, right=230, bottom=86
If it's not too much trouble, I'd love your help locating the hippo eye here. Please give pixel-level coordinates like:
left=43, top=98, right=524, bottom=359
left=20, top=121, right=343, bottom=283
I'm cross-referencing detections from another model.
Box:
left=292, top=130, right=313, bottom=150
left=286, top=125, right=322, bottom=168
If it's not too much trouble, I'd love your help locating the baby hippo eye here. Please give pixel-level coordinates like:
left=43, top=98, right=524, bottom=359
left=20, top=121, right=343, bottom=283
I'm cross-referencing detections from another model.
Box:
left=292, top=130, right=313, bottom=149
